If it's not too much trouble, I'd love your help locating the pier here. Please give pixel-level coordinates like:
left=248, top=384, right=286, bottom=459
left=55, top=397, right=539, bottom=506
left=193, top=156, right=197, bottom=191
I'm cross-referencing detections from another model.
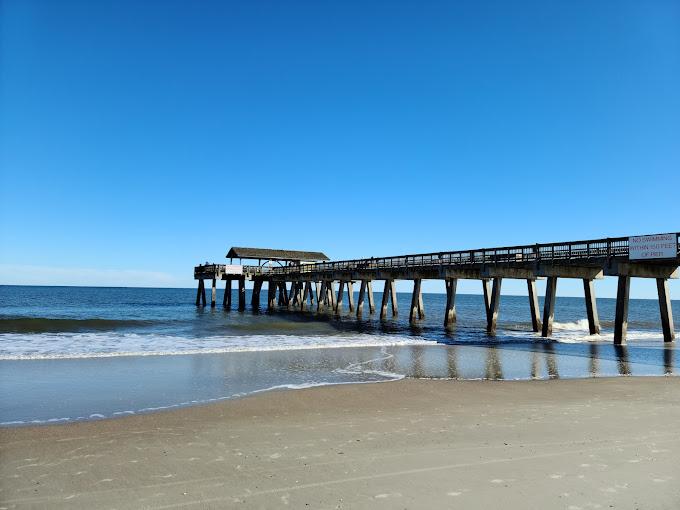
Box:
left=194, top=233, right=679, bottom=344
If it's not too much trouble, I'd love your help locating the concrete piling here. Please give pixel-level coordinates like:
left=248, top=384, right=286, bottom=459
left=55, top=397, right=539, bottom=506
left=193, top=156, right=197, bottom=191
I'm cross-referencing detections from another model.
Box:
left=409, top=278, right=424, bottom=322
left=657, top=278, right=675, bottom=342
left=444, top=278, right=457, bottom=329
left=614, top=275, right=630, bottom=344
left=486, top=277, right=502, bottom=335
left=238, top=277, right=246, bottom=311
left=541, top=276, right=557, bottom=337
left=583, top=279, right=600, bottom=335
left=527, top=279, right=541, bottom=333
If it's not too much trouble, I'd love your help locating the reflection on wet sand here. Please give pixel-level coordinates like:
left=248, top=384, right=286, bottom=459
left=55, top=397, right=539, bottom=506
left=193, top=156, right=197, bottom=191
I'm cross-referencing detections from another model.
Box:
left=531, top=351, right=539, bottom=379
left=589, top=344, right=599, bottom=376
left=404, top=341, right=678, bottom=381
left=543, top=343, right=559, bottom=379
left=614, top=345, right=631, bottom=376
left=664, top=345, right=674, bottom=375
left=485, top=346, right=503, bottom=380
left=447, top=345, right=458, bottom=379
left=410, top=345, right=425, bottom=378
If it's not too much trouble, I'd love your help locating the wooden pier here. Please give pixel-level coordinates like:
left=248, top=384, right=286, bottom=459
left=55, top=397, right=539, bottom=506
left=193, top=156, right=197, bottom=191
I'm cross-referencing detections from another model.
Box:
left=194, top=233, right=679, bottom=344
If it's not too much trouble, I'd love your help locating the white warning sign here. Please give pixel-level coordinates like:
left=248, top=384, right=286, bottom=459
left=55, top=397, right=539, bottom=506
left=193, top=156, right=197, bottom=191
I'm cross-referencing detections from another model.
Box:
left=629, top=234, right=677, bottom=260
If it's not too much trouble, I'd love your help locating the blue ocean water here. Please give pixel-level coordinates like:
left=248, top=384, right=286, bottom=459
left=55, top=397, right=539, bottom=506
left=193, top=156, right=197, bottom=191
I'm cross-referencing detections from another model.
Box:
left=0, top=285, right=677, bottom=425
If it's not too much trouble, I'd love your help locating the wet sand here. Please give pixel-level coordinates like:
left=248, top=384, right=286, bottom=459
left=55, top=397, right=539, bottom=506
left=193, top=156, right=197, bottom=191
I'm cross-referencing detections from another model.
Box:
left=2, top=377, right=680, bottom=509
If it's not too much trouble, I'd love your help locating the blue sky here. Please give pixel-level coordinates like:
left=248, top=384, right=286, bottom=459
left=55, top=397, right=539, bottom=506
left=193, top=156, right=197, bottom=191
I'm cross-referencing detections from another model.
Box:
left=1, top=0, right=679, bottom=298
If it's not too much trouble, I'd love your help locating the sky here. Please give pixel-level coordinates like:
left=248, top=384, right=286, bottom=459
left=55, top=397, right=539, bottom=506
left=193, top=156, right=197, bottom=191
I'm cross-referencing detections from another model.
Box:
left=1, top=0, right=679, bottom=299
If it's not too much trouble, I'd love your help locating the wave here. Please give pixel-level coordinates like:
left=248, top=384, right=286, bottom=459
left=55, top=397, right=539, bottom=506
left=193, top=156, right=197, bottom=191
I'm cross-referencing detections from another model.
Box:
left=0, top=332, right=433, bottom=360
left=551, top=319, right=591, bottom=331
left=0, top=317, right=153, bottom=333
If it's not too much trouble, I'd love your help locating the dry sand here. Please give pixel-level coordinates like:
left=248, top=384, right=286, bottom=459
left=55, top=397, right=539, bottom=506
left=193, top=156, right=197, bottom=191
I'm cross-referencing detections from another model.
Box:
left=2, top=377, right=680, bottom=509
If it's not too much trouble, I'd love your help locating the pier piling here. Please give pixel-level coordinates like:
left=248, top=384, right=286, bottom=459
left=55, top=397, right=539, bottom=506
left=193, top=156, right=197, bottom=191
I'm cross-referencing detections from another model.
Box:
left=486, top=277, right=502, bottom=335
left=541, top=276, right=558, bottom=337
left=583, top=279, right=600, bottom=335
left=196, top=279, right=204, bottom=307
left=366, top=281, right=375, bottom=314
left=657, top=278, right=675, bottom=342
left=482, top=279, right=492, bottom=325
left=267, top=282, right=276, bottom=309
left=224, top=279, right=232, bottom=308
left=444, top=278, right=457, bottom=329
left=527, top=279, right=541, bottom=333
left=409, top=279, right=424, bottom=322
left=301, top=281, right=311, bottom=310
left=336, top=281, right=345, bottom=312
left=357, top=280, right=367, bottom=316
left=347, top=281, right=355, bottom=312
left=380, top=280, right=391, bottom=319
left=238, top=277, right=246, bottom=311
left=251, top=280, right=262, bottom=308
left=316, top=282, right=323, bottom=311
left=614, top=275, right=630, bottom=344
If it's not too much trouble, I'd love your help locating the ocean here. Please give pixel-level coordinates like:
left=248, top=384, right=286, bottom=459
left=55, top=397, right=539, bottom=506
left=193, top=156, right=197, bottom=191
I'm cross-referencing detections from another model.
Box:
left=1, top=285, right=677, bottom=426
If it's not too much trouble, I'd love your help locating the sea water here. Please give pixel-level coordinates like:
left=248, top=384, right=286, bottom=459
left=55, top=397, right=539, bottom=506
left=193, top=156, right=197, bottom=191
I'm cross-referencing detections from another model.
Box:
left=0, top=285, right=677, bottom=425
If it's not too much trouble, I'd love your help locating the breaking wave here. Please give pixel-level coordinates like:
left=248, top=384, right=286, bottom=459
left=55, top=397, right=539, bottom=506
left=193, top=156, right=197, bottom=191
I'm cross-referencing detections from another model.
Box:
left=0, top=317, right=154, bottom=333
left=0, top=332, right=433, bottom=360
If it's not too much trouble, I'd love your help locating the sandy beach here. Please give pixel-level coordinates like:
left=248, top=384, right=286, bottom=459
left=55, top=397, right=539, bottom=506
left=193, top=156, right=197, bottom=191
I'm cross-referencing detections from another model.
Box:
left=1, top=377, right=679, bottom=509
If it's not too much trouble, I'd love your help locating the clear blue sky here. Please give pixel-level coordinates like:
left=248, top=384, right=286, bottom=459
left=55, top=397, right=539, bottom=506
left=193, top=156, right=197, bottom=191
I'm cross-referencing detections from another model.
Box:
left=1, top=0, right=679, bottom=298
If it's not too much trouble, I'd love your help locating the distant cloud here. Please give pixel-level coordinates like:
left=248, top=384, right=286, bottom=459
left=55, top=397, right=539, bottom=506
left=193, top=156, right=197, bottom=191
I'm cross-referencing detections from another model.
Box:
left=0, top=264, right=187, bottom=288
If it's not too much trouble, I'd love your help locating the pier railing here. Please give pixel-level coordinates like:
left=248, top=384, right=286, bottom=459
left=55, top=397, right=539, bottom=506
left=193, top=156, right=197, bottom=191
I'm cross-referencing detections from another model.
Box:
left=254, top=234, right=680, bottom=277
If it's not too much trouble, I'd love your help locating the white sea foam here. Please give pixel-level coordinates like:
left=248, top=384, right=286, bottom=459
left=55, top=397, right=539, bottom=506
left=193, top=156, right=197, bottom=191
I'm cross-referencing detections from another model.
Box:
left=0, top=332, right=432, bottom=360
left=551, top=319, right=591, bottom=331
left=503, top=319, right=666, bottom=344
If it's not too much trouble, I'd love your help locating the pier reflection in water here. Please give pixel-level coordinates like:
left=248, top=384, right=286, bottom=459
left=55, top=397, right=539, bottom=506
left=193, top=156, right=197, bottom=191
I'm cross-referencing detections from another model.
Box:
left=380, top=341, right=677, bottom=381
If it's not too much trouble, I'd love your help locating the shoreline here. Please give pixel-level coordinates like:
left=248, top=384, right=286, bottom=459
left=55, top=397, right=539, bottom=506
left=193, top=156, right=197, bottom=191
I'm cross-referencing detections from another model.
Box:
left=2, top=377, right=680, bottom=508
left=2, top=372, right=679, bottom=430
left=2, top=336, right=677, bottom=428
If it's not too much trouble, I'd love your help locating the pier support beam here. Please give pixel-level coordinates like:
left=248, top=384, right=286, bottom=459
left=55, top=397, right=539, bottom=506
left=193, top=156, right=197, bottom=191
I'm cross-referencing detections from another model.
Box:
left=444, top=278, right=457, bottom=329
left=251, top=280, right=262, bottom=308
left=301, top=281, right=312, bottom=310
left=482, top=279, right=492, bottom=324
left=238, top=277, right=246, bottom=311
left=541, top=276, right=558, bottom=337
left=409, top=278, right=424, bottom=323
left=486, top=278, right=502, bottom=335
left=657, top=278, right=675, bottom=342
left=527, top=279, right=541, bottom=333
left=288, top=282, right=298, bottom=307
left=267, top=281, right=276, bottom=309
left=211, top=278, right=217, bottom=308
left=336, top=281, right=345, bottom=312
left=326, top=280, right=335, bottom=310
left=380, top=279, right=397, bottom=319
left=347, top=281, right=355, bottom=312
left=292, top=281, right=300, bottom=307
left=277, top=282, right=285, bottom=306
left=223, top=279, right=232, bottom=308
left=366, top=281, right=375, bottom=314
left=316, top=282, right=324, bottom=311
left=390, top=279, right=398, bottom=316
left=196, top=280, right=205, bottom=307
left=357, top=280, right=368, bottom=316
left=614, top=275, right=630, bottom=345
left=583, top=279, right=600, bottom=335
